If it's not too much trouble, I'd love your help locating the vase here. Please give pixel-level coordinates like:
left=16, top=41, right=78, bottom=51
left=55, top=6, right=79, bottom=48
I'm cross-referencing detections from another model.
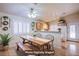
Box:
left=2, top=45, right=9, bottom=51
left=0, top=44, right=3, bottom=51
left=0, top=44, right=9, bottom=51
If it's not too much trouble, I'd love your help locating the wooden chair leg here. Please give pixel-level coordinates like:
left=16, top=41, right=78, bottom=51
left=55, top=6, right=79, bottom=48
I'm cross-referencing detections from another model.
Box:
left=17, top=44, right=19, bottom=51
left=23, top=39, right=25, bottom=44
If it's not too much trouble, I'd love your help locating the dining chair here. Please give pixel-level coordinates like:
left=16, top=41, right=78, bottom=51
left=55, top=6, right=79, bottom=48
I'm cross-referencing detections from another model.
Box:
left=34, top=33, right=43, bottom=38
left=45, top=34, right=54, bottom=50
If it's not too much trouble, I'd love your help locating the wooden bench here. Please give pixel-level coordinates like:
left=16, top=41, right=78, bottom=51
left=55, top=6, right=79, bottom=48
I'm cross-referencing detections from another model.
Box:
left=16, top=42, right=35, bottom=55
left=16, top=42, right=55, bottom=56
left=17, top=42, right=32, bottom=51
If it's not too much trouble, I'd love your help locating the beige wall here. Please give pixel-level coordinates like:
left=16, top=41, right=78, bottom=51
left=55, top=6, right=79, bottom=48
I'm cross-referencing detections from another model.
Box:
left=65, top=12, right=79, bottom=24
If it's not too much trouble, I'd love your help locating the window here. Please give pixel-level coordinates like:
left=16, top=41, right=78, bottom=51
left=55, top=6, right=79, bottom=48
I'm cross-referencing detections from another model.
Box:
left=69, top=25, right=76, bottom=39
left=13, top=20, right=30, bottom=35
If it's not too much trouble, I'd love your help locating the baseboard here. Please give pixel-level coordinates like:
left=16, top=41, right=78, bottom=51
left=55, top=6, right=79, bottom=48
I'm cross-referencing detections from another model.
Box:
left=67, top=40, right=79, bottom=43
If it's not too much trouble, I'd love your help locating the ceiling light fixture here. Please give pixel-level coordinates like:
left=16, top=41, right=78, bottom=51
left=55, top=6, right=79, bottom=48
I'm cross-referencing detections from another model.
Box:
left=27, top=3, right=41, bottom=18
left=28, top=8, right=38, bottom=18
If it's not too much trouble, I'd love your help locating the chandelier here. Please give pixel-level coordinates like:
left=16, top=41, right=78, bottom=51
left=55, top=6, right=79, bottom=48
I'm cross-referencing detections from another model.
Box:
left=27, top=3, right=42, bottom=19
left=28, top=8, right=38, bottom=18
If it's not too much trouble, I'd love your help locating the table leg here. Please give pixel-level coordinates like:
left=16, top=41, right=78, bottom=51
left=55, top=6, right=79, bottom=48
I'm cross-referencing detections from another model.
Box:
left=23, top=39, right=25, bottom=44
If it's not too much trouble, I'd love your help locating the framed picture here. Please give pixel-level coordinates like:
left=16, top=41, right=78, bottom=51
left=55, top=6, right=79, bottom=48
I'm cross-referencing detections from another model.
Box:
left=2, top=21, right=8, bottom=25
left=2, top=27, right=8, bottom=31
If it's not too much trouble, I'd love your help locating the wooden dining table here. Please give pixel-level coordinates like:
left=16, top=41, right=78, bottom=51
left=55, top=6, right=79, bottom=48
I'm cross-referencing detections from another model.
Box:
left=20, top=35, right=53, bottom=51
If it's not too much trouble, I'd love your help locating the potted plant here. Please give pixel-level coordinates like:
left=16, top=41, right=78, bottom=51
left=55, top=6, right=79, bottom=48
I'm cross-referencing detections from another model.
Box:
left=0, top=34, right=12, bottom=50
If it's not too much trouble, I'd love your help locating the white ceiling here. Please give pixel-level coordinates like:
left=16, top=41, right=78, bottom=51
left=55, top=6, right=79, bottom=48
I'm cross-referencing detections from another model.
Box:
left=0, top=3, right=79, bottom=21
